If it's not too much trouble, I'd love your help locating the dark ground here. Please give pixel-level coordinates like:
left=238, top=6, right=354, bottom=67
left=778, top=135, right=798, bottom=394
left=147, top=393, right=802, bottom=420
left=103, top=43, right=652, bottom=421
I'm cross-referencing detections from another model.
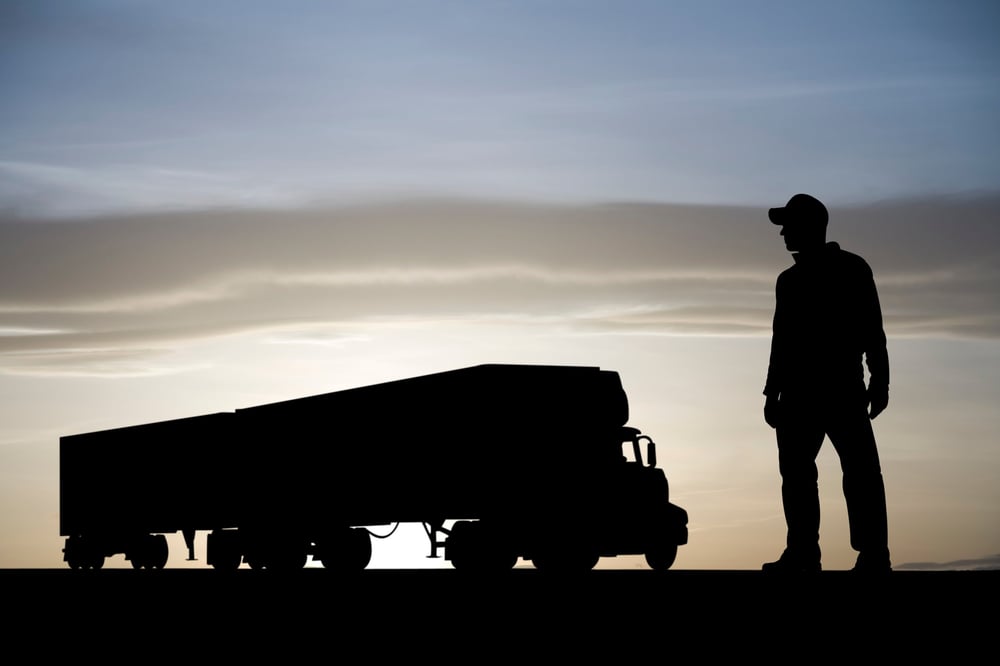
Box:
left=3, top=568, right=994, bottom=657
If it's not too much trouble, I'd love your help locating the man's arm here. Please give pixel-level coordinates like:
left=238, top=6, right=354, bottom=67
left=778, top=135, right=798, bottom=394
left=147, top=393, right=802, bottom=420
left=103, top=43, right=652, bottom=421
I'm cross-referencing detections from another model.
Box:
left=868, top=382, right=888, bottom=420
left=863, top=263, right=889, bottom=420
left=764, top=393, right=782, bottom=428
left=763, top=275, right=786, bottom=428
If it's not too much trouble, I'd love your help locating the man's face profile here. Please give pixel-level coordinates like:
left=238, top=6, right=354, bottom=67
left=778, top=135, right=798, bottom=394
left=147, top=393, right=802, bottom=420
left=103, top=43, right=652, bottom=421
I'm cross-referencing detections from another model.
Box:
left=779, top=220, right=805, bottom=253
left=778, top=218, right=823, bottom=254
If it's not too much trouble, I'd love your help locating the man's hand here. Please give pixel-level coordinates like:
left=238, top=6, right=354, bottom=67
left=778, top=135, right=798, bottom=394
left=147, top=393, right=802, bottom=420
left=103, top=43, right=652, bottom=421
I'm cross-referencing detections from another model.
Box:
left=868, top=384, right=889, bottom=420
left=764, top=395, right=781, bottom=429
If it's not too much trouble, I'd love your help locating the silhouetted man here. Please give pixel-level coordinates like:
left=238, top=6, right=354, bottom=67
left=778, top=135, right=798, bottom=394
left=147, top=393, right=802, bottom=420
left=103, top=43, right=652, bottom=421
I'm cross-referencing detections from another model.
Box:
left=762, top=193, right=891, bottom=574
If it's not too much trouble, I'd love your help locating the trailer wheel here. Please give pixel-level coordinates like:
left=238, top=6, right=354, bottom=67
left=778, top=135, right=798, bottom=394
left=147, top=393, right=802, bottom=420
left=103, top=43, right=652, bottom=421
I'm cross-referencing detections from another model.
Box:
left=208, top=530, right=243, bottom=571
left=645, top=543, right=678, bottom=571
left=64, top=536, right=105, bottom=570
left=130, top=534, right=169, bottom=570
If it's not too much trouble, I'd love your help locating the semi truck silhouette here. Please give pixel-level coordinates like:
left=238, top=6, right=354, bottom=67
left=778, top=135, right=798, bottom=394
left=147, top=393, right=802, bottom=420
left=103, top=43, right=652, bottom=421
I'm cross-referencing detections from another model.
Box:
left=60, top=364, right=688, bottom=572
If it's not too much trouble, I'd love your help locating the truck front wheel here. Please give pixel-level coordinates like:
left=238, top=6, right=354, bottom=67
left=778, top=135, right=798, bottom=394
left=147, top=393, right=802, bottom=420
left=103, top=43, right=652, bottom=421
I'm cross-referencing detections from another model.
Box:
left=645, top=543, right=678, bottom=571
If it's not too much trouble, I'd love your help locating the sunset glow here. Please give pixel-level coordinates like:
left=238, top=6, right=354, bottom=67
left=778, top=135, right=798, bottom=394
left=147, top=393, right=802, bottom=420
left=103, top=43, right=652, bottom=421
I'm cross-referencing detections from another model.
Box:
left=2, top=1, right=998, bottom=571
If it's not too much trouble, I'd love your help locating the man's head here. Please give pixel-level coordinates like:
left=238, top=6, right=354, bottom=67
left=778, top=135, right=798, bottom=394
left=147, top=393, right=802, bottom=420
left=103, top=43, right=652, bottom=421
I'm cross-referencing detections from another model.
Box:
left=769, top=193, right=828, bottom=253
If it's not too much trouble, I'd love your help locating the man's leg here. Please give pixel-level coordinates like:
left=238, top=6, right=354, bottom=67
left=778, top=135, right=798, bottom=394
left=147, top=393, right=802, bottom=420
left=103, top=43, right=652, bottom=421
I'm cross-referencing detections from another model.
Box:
left=765, top=414, right=825, bottom=571
left=827, top=405, right=891, bottom=571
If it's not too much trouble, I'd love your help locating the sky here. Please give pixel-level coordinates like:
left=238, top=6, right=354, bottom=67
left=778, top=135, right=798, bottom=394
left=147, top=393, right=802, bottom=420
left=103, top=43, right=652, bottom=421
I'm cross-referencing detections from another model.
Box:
left=1, top=1, right=998, bottom=571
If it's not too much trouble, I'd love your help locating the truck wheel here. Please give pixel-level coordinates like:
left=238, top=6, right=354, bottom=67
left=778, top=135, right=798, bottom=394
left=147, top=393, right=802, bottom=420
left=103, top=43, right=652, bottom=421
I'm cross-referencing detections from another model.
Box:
left=208, top=531, right=243, bottom=571
left=645, top=543, right=678, bottom=571
left=146, top=534, right=168, bottom=569
left=319, top=528, right=372, bottom=571
left=65, top=536, right=105, bottom=570
left=130, top=534, right=169, bottom=569
left=448, top=521, right=516, bottom=573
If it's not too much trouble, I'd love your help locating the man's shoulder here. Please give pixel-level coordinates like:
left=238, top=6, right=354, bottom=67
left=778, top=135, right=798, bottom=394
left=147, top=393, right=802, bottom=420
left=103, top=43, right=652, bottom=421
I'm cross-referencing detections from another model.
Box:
left=777, top=264, right=796, bottom=280
left=776, top=243, right=874, bottom=284
left=828, top=244, right=874, bottom=273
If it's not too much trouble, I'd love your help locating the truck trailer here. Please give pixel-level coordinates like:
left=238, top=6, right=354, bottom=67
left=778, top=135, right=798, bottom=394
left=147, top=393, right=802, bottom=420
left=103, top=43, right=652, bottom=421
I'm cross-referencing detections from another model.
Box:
left=60, top=364, right=689, bottom=572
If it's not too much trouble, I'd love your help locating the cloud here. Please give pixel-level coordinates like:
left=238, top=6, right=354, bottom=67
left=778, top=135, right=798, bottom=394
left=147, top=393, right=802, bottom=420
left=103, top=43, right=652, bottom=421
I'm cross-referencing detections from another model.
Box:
left=896, top=554, right=1000, bottom=571
left=0, top=348, right=204, bottom=378
left=0, top=160, right=296, bottom=220
left=2, top=194, right=998, bottom=374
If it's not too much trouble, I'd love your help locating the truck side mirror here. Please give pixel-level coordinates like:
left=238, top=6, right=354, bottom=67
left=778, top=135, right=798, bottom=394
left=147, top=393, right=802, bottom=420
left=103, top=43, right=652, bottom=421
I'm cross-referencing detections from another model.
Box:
left=637, top=435, right=656, bottom=468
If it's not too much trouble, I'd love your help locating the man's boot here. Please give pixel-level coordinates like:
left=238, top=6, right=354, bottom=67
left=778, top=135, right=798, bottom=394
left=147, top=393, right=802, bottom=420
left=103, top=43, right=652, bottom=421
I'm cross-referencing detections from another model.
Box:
left=762, top=548, right=821, bottom=574
left=851, top=550, right=892, bottom=574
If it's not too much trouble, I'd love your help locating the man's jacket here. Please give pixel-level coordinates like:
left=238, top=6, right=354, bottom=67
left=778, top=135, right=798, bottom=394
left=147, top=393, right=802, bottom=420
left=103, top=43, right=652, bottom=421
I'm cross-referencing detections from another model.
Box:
left=764, top=241, right=889, bottom=401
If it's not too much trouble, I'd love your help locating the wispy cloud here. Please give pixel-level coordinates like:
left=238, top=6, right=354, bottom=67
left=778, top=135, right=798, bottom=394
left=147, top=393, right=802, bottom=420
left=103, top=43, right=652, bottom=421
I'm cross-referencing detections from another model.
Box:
left=2, top=195, right=997, bottom=374
left=896, top=554, right=1000, bottom=571
left=0, top=160, right=295, bottom=218
left=0, top=348, right=206, bottom=378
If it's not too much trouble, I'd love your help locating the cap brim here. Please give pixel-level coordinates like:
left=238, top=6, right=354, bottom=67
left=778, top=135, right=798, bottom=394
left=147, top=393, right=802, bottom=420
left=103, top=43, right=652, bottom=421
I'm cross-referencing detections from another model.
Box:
left=768, top=207, right=786, bottom=225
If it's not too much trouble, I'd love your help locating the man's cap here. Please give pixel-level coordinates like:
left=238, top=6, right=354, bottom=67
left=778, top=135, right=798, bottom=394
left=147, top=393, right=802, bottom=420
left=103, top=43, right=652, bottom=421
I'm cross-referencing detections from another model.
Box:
left=768, top=193, right=828, bottom=226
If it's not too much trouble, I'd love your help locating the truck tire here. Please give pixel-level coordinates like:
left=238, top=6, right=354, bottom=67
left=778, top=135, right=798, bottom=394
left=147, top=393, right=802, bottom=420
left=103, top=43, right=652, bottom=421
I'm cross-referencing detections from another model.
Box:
left=448, top=521, right=517, bottom=573
left=64, top=536, right=105, bottom=570
left=645, top=543, right=678, bottom=571
left=318, top=528, right=372, bottom=571
left=208, top=530, right=243, bottom=571
left=129, top=534, right=169, bottom=569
